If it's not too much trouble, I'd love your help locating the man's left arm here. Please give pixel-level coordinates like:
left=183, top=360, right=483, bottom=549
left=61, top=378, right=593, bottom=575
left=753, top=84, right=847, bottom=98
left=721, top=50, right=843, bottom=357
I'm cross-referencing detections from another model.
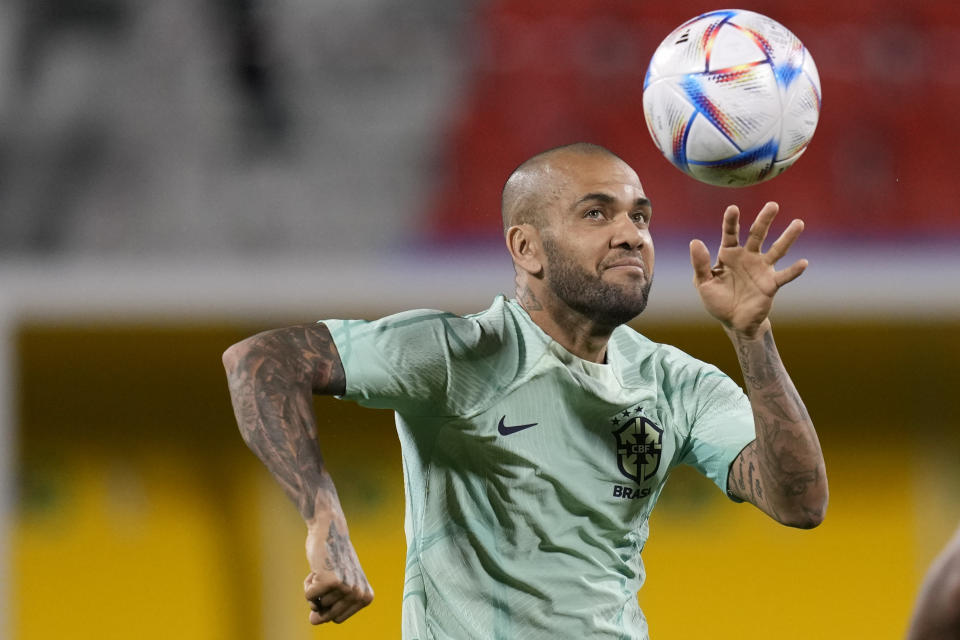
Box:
left=725, top=320, right=826, bottom=527
left=690, top=201, right=828, bottom=528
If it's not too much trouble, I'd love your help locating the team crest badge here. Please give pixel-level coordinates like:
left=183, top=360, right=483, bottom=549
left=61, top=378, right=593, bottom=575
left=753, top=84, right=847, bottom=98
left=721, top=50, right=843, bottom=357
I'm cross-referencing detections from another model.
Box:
left=610, top=407, right=663, bottom=483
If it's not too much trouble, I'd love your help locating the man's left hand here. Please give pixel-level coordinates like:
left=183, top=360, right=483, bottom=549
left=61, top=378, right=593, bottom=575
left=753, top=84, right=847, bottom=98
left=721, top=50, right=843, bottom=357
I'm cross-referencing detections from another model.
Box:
left=689, top=201, right=807, bottom=338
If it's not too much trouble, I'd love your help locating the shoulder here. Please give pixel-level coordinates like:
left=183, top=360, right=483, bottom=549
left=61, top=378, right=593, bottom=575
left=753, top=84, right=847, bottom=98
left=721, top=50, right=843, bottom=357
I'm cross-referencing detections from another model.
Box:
left=395, top=297, right=533, bottom=414
left=321, top=299, right=524, bottom=414
left=328, top=296, right=519, bottom=356
left=611, top=325, right=723, bottom=381
left=429, top=295, right=518, bottom=358
left=612, top=326, right=746, bottom=422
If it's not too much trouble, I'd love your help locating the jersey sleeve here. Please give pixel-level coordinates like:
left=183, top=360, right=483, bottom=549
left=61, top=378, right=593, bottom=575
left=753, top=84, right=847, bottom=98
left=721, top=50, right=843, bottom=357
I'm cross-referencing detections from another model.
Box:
left=321, top=305, right=515, bottom=417
left=321, top=310, right=456, bottom=415
left=679, top=368, right=756, bottom=496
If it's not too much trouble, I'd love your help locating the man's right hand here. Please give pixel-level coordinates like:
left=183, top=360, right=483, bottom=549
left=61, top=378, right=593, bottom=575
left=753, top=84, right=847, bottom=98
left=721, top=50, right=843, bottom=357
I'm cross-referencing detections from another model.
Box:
left=304, top=514, right=374, bottom=625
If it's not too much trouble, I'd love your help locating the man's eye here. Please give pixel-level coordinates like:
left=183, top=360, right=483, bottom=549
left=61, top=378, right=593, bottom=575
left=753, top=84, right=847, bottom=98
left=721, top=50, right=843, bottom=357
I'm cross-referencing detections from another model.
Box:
left=631, top=211, right=649, bottom=223
left=585, top=209, right=603, bottom=219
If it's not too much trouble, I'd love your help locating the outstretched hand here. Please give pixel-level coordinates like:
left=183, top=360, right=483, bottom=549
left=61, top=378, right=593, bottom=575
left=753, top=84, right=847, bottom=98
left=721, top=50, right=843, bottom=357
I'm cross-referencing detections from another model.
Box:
left=690, top=202, right=807, bottom=338
left=304, top=514, right=374, bottom=625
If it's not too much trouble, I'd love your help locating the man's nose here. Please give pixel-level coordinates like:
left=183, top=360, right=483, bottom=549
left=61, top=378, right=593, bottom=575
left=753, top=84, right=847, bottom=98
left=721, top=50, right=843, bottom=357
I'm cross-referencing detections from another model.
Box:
left=610, top=213, right=646, bottom=249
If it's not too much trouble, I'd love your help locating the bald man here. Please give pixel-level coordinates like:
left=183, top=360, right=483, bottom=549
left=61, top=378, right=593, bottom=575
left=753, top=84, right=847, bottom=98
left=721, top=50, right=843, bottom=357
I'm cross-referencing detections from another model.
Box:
left=223, top=142, right=828, bottom=639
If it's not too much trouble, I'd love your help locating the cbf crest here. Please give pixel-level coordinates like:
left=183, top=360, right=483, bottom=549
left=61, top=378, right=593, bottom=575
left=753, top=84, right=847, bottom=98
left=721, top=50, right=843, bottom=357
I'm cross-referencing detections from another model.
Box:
left=610, top=406, right=663, bottom=484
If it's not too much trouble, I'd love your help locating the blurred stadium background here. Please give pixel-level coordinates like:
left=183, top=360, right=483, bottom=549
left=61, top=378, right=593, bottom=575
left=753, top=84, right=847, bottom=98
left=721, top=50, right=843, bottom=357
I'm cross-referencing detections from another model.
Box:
left=2, top=0, right=959, bottom=638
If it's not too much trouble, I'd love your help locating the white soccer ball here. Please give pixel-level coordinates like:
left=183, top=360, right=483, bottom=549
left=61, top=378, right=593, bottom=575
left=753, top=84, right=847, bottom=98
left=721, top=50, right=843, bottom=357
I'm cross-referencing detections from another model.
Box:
left=642, top=9, right=821, bottom=187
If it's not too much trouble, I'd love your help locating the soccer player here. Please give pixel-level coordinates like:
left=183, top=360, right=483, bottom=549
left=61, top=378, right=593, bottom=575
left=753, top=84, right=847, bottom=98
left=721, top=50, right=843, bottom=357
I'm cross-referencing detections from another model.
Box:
left=223, top=142, right=828, bottom=639
left=907, top=523, right=960, bottom=640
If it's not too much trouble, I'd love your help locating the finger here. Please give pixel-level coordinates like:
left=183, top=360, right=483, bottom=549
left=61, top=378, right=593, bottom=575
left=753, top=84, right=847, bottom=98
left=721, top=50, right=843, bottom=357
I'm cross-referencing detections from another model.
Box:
left=319, top=587, right=344, bottom=608
left=304, top=571, right=340, bottom=601
left=309, top=597, right=339, bottom=625
left=744, top=201, right=779, bottom=253
left=689, top=239, right=713, bottom=286
left=766, top=218, right=804, bottom=264
left=315, top=596, right=355, bottom=625
left=304, top=572, right=321, bottom=597
left=720, top=205, right=740, bottom=248
left=306, top=590, right=338, bottom=617
left=333, top=588, right=374, bottom=624
left=774, top=258, right=809, bottom=287
left=334, top=598, right=371, bottom=624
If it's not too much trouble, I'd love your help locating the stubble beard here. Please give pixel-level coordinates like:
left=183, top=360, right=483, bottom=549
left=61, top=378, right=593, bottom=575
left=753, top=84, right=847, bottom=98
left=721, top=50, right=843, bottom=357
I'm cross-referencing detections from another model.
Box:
left=541, top=235, right=653, bottom=328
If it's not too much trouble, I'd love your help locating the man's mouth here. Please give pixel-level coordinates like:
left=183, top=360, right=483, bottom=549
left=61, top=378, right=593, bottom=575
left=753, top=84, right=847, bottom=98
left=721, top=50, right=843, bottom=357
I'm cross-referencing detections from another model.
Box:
left=603, top=257, right=646, bottom=275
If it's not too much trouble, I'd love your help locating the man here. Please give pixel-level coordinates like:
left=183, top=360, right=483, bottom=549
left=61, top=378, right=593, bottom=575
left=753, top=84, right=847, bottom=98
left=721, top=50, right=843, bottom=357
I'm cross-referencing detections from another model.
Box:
left=223, top=142, right=828, bottom=638
left=907, top=523, right=960, bottom=639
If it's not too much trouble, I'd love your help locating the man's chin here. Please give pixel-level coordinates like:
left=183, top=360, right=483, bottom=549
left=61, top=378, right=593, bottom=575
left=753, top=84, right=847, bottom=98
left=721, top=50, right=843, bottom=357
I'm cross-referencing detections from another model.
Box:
left=589, top=291, right=650, bottom=326
left=611, top=279, right=651, bottom=305
left=610, top=282, right=653, bottom=322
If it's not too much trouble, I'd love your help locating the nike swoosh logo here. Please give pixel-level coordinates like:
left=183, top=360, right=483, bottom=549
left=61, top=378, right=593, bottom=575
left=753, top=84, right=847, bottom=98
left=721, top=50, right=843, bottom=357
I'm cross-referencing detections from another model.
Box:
left=497, top=416, right=539, bottom=436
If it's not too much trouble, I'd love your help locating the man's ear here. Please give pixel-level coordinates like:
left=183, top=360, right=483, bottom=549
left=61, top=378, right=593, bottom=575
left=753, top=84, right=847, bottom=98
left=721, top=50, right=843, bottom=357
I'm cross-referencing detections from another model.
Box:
left=506, top=224, right=543, bottom=276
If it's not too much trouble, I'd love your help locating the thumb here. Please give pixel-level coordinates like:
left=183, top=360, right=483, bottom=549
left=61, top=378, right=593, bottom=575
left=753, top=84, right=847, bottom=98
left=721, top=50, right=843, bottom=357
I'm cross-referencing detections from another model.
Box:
left=689, top=239, right=713, bottom=286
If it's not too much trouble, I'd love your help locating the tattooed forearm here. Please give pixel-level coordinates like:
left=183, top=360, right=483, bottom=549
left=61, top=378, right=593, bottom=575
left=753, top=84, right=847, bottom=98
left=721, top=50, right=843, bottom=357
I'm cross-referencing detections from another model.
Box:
left=759, top=389, right=811, bottom=422
left=325, top=521, right=364, bottom=584
left=738, top=331, right=780, bottom=388
left=728, top=325, right=828, bottom=528
left=223, top=323, right=346, bottom=522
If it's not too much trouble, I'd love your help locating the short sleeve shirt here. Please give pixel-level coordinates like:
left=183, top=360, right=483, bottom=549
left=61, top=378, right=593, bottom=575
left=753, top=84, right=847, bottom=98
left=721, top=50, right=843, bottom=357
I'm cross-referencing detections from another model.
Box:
left=323, top=296, right=755, bottom=640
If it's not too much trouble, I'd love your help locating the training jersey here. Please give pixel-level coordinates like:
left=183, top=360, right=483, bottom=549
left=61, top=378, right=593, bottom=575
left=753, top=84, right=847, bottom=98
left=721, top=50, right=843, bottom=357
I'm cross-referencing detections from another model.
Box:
left=323, top=296, right=755, bottom=640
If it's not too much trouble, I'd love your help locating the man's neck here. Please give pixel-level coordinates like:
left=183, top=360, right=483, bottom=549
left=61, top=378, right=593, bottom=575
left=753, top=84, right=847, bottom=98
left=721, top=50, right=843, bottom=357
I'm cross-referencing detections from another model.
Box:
left=517, top=286, right=614, bottom=364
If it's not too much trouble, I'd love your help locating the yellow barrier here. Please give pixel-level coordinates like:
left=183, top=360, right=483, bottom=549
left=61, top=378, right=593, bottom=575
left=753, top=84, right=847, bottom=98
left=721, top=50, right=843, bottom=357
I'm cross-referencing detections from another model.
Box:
left=13, top=322, right=960, bottom=639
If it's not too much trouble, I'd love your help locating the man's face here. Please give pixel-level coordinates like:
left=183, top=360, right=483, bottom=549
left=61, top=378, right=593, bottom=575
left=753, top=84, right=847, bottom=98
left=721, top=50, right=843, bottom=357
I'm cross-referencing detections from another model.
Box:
left=538, top=153, right=655, bottom=327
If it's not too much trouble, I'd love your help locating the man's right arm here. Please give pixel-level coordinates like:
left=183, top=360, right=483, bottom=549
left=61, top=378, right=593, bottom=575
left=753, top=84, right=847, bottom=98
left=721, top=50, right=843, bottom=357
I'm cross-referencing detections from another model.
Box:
left=222, top=322, right=374, bottom=625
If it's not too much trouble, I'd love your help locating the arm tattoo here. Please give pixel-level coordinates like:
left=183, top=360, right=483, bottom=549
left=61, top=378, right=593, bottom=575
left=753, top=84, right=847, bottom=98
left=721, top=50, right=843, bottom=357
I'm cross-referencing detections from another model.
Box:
left=738, top=330, right=779, bottom=388
left=225, top=323, right=346, bottom=521
left=325, top=521, right=363, bottom=586
left=729, top=327, right=827, bottom=526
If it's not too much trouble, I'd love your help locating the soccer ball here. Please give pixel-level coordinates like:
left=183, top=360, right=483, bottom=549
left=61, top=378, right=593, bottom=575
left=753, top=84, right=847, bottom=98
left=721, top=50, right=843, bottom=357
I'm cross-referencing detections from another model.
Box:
left=642, top=9, right=821, bottom=187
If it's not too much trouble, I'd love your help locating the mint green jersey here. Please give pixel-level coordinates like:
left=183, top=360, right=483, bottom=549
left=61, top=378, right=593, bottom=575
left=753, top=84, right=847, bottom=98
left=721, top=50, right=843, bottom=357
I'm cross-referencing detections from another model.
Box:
left=324, top=296, right=755, bottom=640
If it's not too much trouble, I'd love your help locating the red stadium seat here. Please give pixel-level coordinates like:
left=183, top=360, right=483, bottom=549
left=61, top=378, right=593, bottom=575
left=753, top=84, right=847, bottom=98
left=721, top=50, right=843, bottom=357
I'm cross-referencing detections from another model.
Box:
left=427, top=0, right=960, bottom=242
